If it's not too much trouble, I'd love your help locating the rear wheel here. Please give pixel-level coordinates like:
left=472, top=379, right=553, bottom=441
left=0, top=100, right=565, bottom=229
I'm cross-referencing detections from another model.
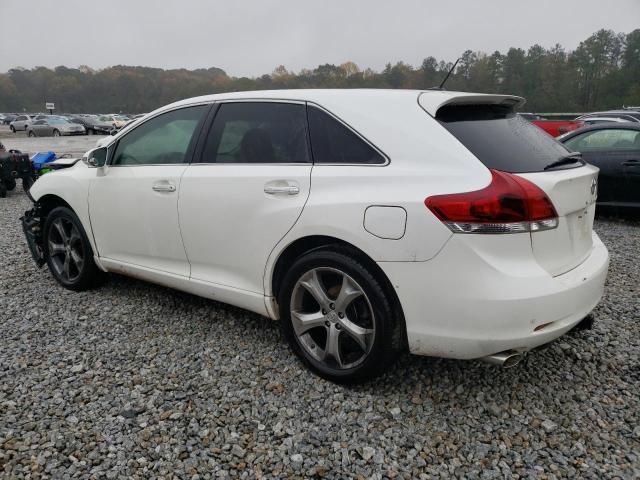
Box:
left=4, top=177, right=16, bottom=191
left=28, top=130, right=35, bottom=137
left=10, top=125, right=15, bottom=133
left=52, top=129, right=60, bottom=137
left=44, top=207, right=104, bottom=291
left=279, top=248, right=402, bottom=383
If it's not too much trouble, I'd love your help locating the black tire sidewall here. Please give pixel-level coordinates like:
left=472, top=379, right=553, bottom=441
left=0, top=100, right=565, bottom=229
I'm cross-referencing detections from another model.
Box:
left=43, top=206, right=100, bottom=291
left=279, top=249, right=397, bottom=383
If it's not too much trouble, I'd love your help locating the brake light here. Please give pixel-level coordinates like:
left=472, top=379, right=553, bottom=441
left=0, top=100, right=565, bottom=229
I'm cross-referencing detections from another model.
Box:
left=425, top=169, right=558, bottom=234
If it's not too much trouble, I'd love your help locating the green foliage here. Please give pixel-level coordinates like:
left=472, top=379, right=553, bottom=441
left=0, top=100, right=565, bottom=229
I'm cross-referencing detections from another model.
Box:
left=1, top=29, right=638, bottom=113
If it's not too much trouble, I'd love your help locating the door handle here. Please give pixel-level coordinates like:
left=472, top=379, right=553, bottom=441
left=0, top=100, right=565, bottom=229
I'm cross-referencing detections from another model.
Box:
left=621, top=160, right=640, bottom=166
left=152, top=183, right=176, bottom=192
left=264, top=184, right=300, bottom=195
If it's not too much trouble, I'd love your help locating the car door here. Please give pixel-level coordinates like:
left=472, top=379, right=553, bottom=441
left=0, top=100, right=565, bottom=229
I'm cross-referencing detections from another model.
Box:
left=179, top=101, right=312, bottom=295
left=40, top=120, right=54, bottom=136
left=88, top=104, right=209, bottom=276
left=564, top=128, right=638, bottom=206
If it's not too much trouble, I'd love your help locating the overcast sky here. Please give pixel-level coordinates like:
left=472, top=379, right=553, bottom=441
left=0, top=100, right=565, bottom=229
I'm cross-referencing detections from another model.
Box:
left=1, top=0, right=638, bottom=76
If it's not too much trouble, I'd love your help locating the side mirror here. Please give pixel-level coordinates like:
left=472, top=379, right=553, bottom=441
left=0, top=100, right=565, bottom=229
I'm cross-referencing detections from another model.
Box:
left=86, top=147, right=107, bottom=168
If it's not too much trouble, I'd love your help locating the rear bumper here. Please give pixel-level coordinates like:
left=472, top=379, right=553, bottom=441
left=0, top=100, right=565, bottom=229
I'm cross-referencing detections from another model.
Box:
left=378, top=232, right=609, bottom=359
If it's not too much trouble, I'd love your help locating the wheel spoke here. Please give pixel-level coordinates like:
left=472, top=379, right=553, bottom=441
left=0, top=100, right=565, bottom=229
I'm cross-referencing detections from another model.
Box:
left=290, top=310, right=326, bottom=336
left=52, top=220, right=68, bottom=244
left=68, top=227, right=81, bottom=246
left=69, top=248, right=84, bottom=273
left=63, top=254, right=71, bottom=279
left=299, top=270, right=331, bottom=308
left=335, top=275, right=363, bottom=313
left=339, top=316, right=373, bottom=351
left=321, top=325, right=343, bottom=368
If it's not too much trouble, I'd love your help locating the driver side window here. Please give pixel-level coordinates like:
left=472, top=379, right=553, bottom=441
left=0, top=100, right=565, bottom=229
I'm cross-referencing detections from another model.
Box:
left=112, top=105, right=207, bottom=166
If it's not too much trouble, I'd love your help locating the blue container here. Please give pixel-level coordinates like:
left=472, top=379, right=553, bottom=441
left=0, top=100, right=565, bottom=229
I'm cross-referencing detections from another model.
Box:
left=31, top=151, right=57, bottom=171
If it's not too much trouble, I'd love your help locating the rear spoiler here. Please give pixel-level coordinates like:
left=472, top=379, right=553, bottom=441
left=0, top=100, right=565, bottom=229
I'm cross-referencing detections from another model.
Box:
left=418, top=92, right=526, bottom=117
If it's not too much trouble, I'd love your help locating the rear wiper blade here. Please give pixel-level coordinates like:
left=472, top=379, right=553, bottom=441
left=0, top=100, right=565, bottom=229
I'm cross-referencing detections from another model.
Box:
left=543, top=153, right=585, bottom=171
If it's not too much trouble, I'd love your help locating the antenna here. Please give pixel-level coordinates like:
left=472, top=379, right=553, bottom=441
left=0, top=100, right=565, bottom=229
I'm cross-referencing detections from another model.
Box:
left=428, top=58, right=460, bottom=90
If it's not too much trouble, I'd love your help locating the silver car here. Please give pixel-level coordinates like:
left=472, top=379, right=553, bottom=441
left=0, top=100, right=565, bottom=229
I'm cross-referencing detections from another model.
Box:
left=9, top=115, right=33, bottom=132
left=27, top=118, right=86, bottom=137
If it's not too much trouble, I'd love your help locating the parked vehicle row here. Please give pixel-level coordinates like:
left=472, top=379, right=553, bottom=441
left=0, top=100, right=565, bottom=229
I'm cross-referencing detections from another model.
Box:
left=519, top=108, right=640, bottom=137
left=2, top=112, right=144, bottom=136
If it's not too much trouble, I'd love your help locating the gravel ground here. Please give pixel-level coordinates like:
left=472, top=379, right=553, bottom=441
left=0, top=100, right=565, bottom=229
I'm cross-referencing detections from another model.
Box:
left=1, top=190, right=638, bottom=479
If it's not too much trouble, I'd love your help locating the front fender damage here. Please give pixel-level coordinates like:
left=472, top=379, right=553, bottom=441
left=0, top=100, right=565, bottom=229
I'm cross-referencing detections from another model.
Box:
left=21, top=203, right=46, bottom=268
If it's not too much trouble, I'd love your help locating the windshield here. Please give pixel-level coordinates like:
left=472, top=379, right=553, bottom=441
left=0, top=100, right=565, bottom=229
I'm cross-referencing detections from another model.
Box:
left=436, top=104, right=573, bottom=173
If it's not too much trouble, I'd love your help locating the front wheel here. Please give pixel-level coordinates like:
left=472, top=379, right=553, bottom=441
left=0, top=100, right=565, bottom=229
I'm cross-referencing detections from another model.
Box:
left=28, top=130, right=35, bottom=137
left=279, top=248, right=403, bottom=383
left=10, top=125, right=15, bottom=133
left=52, top=129, right=60, bottom=137
left=44, top=207, right=104, bottom=291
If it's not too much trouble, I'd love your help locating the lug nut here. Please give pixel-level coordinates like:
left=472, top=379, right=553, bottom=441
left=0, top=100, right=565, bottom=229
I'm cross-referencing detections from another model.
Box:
left=330, top=303, right=335, bottom=310
left=325, top=321, right=331, bottom=327
left=322, top=309, right=327, bottom=315
left=335, top=324, right=342, bottom=330
left=338, top=312, right=344, bottom=319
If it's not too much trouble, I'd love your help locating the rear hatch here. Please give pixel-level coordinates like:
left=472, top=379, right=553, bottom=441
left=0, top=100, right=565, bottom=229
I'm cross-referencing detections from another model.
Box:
left=422, top=95, right=598, bottom=276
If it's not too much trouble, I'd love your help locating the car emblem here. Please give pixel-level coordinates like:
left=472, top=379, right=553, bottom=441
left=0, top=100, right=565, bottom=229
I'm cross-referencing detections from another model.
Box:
left=590, top=178, right=597, bottom=196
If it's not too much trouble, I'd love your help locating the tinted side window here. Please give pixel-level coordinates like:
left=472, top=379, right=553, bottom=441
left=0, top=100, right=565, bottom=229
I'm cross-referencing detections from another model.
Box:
left=564, top=129, right=640, bottom=152
left=307, top=106, right=385, bottom=164
left=112, top=106, right=206, bottom=166
left=201, top=102, right=309, bottom=164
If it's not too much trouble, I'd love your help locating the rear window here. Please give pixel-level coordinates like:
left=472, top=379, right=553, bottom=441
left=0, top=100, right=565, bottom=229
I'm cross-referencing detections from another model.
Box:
left=437, top=104, right=572, bottom=173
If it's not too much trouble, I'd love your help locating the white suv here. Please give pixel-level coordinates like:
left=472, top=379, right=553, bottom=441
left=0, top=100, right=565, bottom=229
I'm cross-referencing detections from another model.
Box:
left=22, top=89, right=609, bottom=383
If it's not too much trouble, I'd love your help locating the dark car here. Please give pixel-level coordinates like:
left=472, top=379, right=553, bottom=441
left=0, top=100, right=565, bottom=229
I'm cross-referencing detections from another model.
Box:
left=560, top=123, right=640, bottom=210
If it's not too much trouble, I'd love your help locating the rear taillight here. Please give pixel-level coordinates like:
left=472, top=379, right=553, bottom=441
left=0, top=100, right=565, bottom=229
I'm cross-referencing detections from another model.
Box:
left=425, top=169, right=558, bottom=234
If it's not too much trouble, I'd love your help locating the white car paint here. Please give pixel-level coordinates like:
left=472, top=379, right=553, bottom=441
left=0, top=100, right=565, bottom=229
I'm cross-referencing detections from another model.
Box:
left=28, top=89, right=609, bottom=361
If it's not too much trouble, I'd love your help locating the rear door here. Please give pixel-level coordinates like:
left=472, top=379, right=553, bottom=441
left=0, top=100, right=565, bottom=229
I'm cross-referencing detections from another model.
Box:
left=432, top=101, right=599, bottom=276
left=179, top=101, right=312, bottom=294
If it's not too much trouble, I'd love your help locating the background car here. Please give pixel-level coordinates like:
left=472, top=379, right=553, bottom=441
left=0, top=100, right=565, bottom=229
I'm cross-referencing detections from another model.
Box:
left=560, top=123, right=640, bottom=210
left=0, top=114, right=17, bottom=125
left=9, top=115, right=33, bottom=132
left=576, top=110, right=640, bottom=123
left=27, top=118, right=86, bottom=137
left=580, top=117, right=633, bottom=126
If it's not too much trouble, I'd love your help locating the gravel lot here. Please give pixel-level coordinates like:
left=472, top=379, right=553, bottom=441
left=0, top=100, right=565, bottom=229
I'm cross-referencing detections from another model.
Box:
left=1, top=190, right=638, bottom=479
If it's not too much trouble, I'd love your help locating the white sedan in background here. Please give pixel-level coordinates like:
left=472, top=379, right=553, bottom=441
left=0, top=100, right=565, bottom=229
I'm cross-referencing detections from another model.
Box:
left=21, top=89, right=609, bottom=383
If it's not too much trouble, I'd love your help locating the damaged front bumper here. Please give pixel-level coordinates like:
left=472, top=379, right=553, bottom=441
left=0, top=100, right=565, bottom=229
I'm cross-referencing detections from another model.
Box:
left=21, top=205, right=45, bottom=268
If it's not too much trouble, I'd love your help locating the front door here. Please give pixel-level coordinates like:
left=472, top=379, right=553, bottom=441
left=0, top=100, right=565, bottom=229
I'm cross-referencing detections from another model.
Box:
left=179, top=101, right=312, bottom=294
left=88, top=105, right=209, bottom=276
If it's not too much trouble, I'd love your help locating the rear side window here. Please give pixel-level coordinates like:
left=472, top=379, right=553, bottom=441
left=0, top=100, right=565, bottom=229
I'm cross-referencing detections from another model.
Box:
left=201, top=102, right=309, bottom=164
left=437, top=104, right=572, bottom=173
left=564, top=129, right=640, bottom=152
left=307, top=106, right=385, bottom=164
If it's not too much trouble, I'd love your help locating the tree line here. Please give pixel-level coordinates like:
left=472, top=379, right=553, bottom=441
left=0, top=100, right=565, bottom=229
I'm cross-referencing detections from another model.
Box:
left=0, top=28, right=638, bottom=114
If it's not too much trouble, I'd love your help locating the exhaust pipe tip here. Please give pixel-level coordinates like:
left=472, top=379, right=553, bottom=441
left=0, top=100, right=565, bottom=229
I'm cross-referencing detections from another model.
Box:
left=481, top=350, right=523, bottom=368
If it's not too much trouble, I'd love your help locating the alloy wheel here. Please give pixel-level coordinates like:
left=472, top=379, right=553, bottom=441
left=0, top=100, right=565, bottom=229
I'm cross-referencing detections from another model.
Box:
left=290, top=267, right=375, bottom=369
left=48, top=217, right=84, bottom=283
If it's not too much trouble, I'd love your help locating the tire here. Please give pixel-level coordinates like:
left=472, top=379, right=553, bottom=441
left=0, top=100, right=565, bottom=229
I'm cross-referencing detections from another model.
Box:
left=10, top=125, right=15, bottom=133
left=52, top=129, right=60, bottom=137
left=28, top=130, right=35, bottom=137
left=4, top=177, right=16, bottom=191
left=0, top=183, right=6, bottom=198
left=22, top=175, right=35, bottom=192
left=278, top=248, right=403, bottom=383
left=43, top=207, right=104, bottom=291
left=89, top=129, right=95, bottom=135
